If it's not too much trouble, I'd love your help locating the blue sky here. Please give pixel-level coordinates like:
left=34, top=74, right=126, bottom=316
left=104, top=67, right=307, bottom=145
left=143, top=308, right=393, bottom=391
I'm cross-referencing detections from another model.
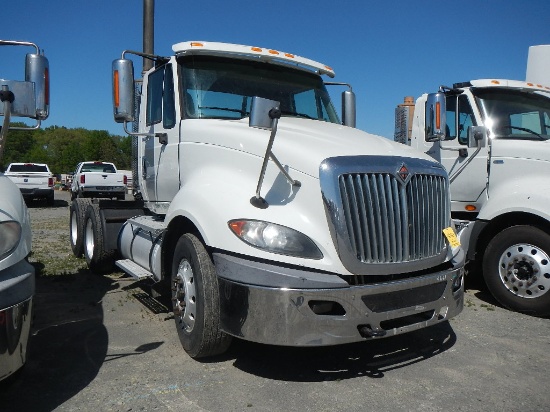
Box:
left=3, top=0, right=550, bottom=139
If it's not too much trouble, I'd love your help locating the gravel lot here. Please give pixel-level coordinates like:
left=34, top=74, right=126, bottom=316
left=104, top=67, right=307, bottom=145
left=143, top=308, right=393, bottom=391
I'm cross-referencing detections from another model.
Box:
left=1, top=190, right=549, bottom=412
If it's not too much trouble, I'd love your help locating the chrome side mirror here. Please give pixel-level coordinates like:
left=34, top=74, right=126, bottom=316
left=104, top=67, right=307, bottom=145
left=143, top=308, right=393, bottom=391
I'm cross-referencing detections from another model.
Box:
left=25, top=53, right=49, bottom=120
left=425, top=92, right=446, bottom=142
left=342, top=89, right=356, bottom=128
left=112, top=59, right=135, bottom=123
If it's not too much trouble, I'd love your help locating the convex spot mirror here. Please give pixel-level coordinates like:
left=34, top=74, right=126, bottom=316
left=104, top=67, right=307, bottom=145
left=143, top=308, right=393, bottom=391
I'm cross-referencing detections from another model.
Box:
left=249, top=96, right=280, bottom=130
left=467, top=125, right=488, bottom=148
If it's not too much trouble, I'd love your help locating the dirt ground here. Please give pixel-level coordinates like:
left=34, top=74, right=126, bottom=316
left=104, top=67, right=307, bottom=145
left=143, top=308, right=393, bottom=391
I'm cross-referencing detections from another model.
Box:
left=0, top=190, right=549, bottom=412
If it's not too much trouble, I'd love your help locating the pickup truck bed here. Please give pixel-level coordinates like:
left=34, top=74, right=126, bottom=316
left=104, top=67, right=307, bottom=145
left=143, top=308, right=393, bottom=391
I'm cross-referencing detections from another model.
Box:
left=5, top=163, right=54, bottom=205
left=71, top=161, right=127, bottom=200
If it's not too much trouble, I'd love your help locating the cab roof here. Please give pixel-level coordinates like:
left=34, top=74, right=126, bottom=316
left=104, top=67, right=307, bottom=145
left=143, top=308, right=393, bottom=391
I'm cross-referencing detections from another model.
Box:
left=455, top=79, right=550, bottom=93
left=172, top=40, right=335, bottom=78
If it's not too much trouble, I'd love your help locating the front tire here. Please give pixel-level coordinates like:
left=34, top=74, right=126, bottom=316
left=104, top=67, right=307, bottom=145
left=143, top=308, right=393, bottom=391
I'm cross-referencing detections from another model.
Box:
left=483, top=225, right=550, bottom=316
left=171, top=233, right=232, bottom=358
left=70, top=198, right=92, bottom=257
left=83, top=203, right=116, bottom=273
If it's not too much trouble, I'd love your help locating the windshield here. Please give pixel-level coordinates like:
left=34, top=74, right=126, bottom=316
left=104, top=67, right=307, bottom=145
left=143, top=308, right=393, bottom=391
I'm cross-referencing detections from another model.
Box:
left=179, top=55, right=340, bottom=123
left=473, top=88, right=550, bottom=140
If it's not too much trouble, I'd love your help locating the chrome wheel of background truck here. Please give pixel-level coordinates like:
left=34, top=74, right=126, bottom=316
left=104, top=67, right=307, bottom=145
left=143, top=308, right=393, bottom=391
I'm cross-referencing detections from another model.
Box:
left=483, top=225, right=550, bottom=316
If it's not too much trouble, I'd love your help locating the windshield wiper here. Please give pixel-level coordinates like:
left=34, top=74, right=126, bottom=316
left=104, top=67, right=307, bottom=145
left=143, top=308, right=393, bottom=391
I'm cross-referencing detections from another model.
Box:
left=198, top=106, right=249, bottom=118
left=280, top=110, right=316, bottom=120
left=501, top=125, right=546, bottom=140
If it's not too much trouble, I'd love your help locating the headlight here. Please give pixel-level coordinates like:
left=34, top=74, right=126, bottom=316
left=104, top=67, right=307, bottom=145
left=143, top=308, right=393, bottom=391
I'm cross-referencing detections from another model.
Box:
left=228, top=219, right=323, bottom=259
left=0, top=221, right=22, bottom=260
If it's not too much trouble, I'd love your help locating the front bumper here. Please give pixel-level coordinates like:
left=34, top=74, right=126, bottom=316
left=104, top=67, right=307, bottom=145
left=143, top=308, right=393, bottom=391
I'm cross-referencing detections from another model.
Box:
left=0, top=259, right=34, bottom=381
left=215, top=253, right=463, bottom=346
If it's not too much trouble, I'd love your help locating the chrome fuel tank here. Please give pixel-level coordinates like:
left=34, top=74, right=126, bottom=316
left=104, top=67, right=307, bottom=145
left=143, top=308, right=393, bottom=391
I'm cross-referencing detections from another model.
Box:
left=118, top=216, right=165, bottom=281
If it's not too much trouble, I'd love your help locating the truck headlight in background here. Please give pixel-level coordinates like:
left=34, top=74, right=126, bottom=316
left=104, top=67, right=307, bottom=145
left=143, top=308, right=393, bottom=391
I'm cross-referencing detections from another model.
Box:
left=228, top=219, right=323, bottom=259
left=0, top=221, right=22, bottom=260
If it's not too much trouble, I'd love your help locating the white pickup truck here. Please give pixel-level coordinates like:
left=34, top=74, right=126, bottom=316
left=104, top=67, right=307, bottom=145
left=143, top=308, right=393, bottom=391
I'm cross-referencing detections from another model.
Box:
left=70, top=161, right=127, bottom=200
left=5, top=162, right=54, bottom=206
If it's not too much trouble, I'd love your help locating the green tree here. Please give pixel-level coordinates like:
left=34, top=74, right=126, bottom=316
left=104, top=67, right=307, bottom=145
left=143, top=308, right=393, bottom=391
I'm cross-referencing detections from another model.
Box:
left=1, top=125, right=131, bottom=174
left=1, top=122, right=36, bottom=170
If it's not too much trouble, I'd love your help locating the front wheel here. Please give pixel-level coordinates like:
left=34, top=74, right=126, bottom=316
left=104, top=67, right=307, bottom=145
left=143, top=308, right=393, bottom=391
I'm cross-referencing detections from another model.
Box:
left=482, top=225, right=550, bottom=316
left=171, top=233, right=232, bottom=358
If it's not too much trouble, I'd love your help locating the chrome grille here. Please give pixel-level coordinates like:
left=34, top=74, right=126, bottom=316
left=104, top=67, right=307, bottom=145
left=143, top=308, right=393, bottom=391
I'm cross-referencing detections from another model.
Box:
left=320, top=155, right=450, bottom=276
left=339, top=172, right=447, bottom=264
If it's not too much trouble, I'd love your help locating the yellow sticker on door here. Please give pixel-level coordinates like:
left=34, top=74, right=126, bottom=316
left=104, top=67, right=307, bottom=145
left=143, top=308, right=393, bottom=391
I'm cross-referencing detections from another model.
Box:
left=443, top=227, right=461, bottom=248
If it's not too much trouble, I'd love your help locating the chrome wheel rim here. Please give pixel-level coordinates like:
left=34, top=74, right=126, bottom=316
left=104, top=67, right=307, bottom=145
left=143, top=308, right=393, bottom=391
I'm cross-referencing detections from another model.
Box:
left=84, top=219, right=94, bottom=260
left=499, top=243, right=550, bottom=298
left=173, top=260, right=196, bottom=332
left=70, top=212, right=78, bottom=245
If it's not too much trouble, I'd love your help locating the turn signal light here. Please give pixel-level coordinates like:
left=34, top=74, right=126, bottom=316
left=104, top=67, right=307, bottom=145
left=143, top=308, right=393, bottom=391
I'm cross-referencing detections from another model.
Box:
left=113, top=70, right=120, bottom=108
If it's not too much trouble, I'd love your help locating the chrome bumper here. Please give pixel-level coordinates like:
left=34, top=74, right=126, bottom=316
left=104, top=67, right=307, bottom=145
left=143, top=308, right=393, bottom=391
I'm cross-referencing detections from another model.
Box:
left=215, top=254, right=464, bottom=346
left=0, top=259, right=35, bottom=381
left=0, top=299, right=33, bottom=381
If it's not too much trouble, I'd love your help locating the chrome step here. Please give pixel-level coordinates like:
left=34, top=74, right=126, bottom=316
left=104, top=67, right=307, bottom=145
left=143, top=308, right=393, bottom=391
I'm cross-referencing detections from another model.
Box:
left=115, top=259, right=153, bottom=280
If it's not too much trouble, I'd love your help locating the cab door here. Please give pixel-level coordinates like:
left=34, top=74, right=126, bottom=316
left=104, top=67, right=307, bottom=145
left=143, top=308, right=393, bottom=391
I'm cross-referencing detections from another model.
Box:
left=439, top=94, right=489, bottom=206
left=143, top=63, right=179, bottom=205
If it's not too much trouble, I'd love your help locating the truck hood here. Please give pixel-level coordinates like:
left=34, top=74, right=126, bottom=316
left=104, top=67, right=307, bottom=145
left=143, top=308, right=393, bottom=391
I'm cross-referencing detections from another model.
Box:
left=184, top=117, right=439, bottom=177
left=491, top=138, right=550, bottom=162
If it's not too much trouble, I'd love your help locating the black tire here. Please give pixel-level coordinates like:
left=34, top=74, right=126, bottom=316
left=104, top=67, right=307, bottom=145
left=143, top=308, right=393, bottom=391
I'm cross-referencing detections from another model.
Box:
left=482, top=225, right=550, bottom=316
left=46, top=192, right=55, bottom=207
left=171, top=233, right=232, bottom=358
left=83, top=203, right=116, bottom=274
left=70, top=198, right=92, bottom=257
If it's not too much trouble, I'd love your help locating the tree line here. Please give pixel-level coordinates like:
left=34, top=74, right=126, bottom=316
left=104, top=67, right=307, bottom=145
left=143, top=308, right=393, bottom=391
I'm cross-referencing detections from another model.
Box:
left=1, top=123, right=132, bottom=175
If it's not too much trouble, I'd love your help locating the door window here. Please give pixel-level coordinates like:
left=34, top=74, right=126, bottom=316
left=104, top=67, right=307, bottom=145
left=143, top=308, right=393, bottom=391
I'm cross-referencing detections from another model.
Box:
left=445, top=94, right=476, bottom=145
left=146, top=64, right=176, bottom=128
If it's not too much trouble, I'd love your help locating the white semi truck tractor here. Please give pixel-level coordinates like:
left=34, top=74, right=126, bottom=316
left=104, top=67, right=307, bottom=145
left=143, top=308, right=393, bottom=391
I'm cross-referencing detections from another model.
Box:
left=396, top=46, right=550, bottom=316
left=0, top=40, right=49, bottom=380
left=71, top=40, right=464, bottom=358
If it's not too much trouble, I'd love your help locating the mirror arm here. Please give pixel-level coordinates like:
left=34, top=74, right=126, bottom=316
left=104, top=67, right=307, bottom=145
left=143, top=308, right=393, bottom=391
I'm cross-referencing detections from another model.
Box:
left=449, top=142, right=483, bottom=183
left=268, top=152, right=301, bottom=188
left=251, top=114, right=279, bottom=209
left=123, top=121, right=163, bottom=139
left=8, top=120, right=41, bottom=131
left=250, top=107, right=301, bottom=209
left=0, top=99, right=11, bottom=160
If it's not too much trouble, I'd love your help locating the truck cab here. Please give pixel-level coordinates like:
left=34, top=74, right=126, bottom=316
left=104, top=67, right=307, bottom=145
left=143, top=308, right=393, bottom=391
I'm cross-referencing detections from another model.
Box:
left=74, top=41, right=464, bottom=358
left=406, top=79, right=550, bottom=316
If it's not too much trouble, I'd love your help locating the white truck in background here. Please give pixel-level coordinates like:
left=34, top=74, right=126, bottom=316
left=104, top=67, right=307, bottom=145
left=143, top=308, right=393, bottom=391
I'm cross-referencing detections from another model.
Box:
left=5, top=162, right=54, bottom=205
left=0, top=40, right=49, bottom=381
left=394, top=45, right=550, bottom=316
left=70, top=161, right=127, bottom=200
left=69, top=38, right=464, bottom=359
